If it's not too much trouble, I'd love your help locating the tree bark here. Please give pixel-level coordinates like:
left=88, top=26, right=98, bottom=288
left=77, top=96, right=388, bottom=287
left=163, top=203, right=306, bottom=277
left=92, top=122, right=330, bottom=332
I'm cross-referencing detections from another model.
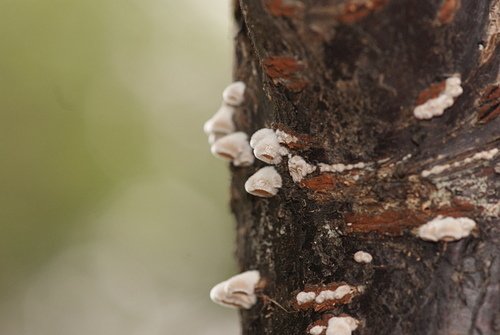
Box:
left=228, top=0, right=499, bottom=334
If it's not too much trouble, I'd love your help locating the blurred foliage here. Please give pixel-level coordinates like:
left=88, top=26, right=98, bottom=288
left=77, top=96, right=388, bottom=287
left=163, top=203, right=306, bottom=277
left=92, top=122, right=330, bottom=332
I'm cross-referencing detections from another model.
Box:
left=0, top=1, right=239, bottom=333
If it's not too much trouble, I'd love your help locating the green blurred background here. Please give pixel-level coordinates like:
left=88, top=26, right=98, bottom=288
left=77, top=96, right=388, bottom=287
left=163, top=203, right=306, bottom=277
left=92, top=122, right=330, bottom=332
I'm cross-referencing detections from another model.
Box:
left=0, top=0, right=239, bottom=333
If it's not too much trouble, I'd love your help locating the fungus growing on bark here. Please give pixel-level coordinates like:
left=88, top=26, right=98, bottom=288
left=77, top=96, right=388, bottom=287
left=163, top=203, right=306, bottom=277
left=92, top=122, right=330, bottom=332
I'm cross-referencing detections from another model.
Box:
left=222, top=81, right=246, bottom=106
left=296, top=291, right=317, bottom=305
left=250, top=128, right=289, bottom=164
left=203, top=104, right=236, bottom=139
left=315, top=285, right=353, bottom=304
left=309, top=325, right=326, bottom=335
left=288, top=155, right=317, bottom=182
left=353, top=251, right=373, bottom=263
left=209, top=270, right=261, bottom=309
left=416, top=216, right=476, bottom=242
left=326, top=316, right=359, bottom=335
left=413, top=75, right=463, bottom=119
left=245, top=166, right=283, bottom=197
left=210, top=132, right=254, bottom=166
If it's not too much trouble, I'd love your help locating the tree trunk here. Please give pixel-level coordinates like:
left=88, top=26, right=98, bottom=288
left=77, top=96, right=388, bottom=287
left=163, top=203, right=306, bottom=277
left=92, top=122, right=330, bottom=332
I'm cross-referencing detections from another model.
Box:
left=228, top=0, right=499, bottom=334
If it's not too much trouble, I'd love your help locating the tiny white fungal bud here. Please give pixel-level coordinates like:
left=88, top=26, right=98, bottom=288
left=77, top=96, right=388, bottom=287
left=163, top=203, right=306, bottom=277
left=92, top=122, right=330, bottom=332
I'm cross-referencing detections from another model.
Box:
left=315, top=285, right=352, bottom=304
left=413, top=75, right=463, bottom=120
left=310, top=325, right=326, bottom=335
left=296, top=291, right=316, bottom=305
left=354, top=251, right=373, bottom=263
left=326, top=316, right=359, bottom=335
left=417, top=216, right=476, bottom=242
left=288, top=155, right=317, bottom=182
left=275, top=129, right=298, bottom=144
left=209, top=270, right=260, bottom=309
left=210, top=132, right=254, bottom=166
left=250, top=128, right=289, bottom=164
left=203, top=104, right=235, bottom=136
left=222, top=81, right=246, bottom=106
left=245, top=166, right=282, bottom=197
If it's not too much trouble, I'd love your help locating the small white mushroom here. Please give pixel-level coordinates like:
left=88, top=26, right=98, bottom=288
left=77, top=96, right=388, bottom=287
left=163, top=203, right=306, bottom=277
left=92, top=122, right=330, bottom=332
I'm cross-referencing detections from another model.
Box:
left=210, top=132, right=254, bottom=166
left=326, top=316, right=359, bottom=335
left=354, top=251, right=373, bottom=264
left=209, top=270, right=260, bottom=309
left=296, top=291, right=316, bottom=305
left=309, top=325, right=326, bottom=335
left=222, top=81, right=246, bottom=106
left=417, top=216, right=476, bottom=242
left=245, top=166, right=282, bottom=197
left=203, top=104, right=236, bottom=137
left=315, top=285, right=352, bottom=304
left=250, top=128, right=289, bottom=164
left=288, top=155, right=317, bottom=182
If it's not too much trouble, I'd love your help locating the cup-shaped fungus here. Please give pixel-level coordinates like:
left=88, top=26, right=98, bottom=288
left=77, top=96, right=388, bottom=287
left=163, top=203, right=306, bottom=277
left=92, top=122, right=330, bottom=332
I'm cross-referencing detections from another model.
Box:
left=250, top=128, right=288, bottom=164
left=222, top=81, right=246, bottom=106
left=417, top=215, right=476, bottom=242
left=203, top=104, right=236, bottom=140
left=210, top=132, right=254, bottom=166
left=209, top=270, right=261, bottom=309
left=245, top=166, right=282, bottom=197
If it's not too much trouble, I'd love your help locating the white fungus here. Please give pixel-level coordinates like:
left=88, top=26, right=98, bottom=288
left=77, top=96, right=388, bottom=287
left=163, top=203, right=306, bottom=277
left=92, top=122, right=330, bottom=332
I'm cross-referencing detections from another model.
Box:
left=210, top=132, right=254, bottom=166
left=222, top=81, right=246, bottom=106
left=209, top=270, right=260, bottom=309
left=319, top=162, right=366, bottom=173
left=421, top=148, right=499, bottom=177
left=244, top=166, right=283, bottom=197
left=276, top=129, right=298, bottom=145
left=288, top=155, right=317, bottom=182
left=250, top=128, right=289, bottom=164
left=296, top=291, right=317, bottom=305
left=203, top=104, right=236, bottom=137
left=354, top=251, right=373, bottom=264
left=417, top=216, right=476, bottom=242
left=315, top=285, right=352, bottom=304
left=310, top=326, right=327, bottom=335
left=413, top=75, right=463, bottom=120
left=326, top=316, right=359, bottom=335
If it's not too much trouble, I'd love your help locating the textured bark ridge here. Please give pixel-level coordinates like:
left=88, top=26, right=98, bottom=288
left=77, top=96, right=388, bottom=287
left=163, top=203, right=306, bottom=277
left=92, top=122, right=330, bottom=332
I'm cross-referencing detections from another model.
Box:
left=228, top=0, right=499, bottom=334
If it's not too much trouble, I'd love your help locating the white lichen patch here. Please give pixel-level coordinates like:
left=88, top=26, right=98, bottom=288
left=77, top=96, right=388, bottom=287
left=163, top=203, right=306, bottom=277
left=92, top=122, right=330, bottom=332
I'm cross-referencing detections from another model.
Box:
left=222, top=81, right=246, bottom=106
left=353, top=251, right=373, bottom=264
left=245, top=166, right=283, bottom=197
left=288, top=155, right=317, bottom=182
left=276, top=129, right=298, bottom=145
left=210, top=132, right=254, bottom=166
left=421, top=148, right=499, bottom=177
left=315, top=285, right=353, bottom=304
left=413, top=75, right=463, bottom=120
left=309, top=325, right=326, bottom=335
left=417, top=216, right=476, bottom=242
left=296, top=291, right=317, bottom=305
left=326, top=316, right=359, bottom=335
left=319, top=162, right=366, bottom=173
left=209, top=270, right=260, bottom=309
left=250, top=128, right=289, bottom=164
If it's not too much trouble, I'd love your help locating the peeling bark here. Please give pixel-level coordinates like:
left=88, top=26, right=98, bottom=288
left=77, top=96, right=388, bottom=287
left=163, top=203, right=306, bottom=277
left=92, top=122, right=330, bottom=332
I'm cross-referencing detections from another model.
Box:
left=227, top=0, right=499, bottom=334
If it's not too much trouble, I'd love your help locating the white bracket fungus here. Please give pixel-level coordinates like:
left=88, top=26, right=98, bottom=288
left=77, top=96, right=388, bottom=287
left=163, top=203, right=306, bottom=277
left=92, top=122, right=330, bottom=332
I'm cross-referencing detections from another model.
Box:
left=222, top=81, right=246, bottom=106
left=296, top=291, right=317, bottom=305
left=210, top=132, right=254, bottom=166
left=353, top=251, right=373, bottom=264
left=315, top=285, right=353, bottom=304
left=250, top=128, right=289, bottom=164
left=288, top=155, right=317, bottom=182
left=245, top=166, right=283, bottom=197
left=417, top=216, right=476, bottom=242
left=203, top=104, right=236, bottom=141
left=326, top=316, right=359, bottom=335
left=209, top=270, right=260, bottom=309
left=413, top=75, right=463, bottom=120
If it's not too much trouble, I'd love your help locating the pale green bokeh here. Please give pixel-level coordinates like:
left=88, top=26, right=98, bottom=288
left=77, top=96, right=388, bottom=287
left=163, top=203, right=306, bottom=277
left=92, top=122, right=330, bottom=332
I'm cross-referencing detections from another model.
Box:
left=0, top=1, right=239, bottom=333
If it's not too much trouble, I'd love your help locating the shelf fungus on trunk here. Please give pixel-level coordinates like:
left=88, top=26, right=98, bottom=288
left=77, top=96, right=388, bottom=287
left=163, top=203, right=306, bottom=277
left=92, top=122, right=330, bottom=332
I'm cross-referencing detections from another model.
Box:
left=210, top=132, right=254, bottom=166
left=416, top=215, right=477, bottom=242
left=244, top=166, right=283, bottom=197
left=250, top=128, right=289, bottom=164
left=209, top=270, right=261, bottom=309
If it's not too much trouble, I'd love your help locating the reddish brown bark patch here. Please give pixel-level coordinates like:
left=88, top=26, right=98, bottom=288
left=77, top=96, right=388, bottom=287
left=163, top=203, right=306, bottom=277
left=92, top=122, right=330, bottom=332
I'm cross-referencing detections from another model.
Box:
left=263, top=0, right=303, bottom=18
left=416, top=81, right=446, bottom=105
left=262, top=56, right=308, bottom=92
left=338, top=0, right=389, bottom=24
left=300, top=174, right=337, bottom=193
left=436, top=0, right=460, bottom=24
left=477, top=84, right=500, bottom=124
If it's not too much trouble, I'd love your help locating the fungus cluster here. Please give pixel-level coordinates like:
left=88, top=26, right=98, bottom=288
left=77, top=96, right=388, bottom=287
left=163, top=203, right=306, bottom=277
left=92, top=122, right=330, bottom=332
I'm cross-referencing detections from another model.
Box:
left=250, top=128, right=289, bottom=164
left=413, top=75, right=463, bottom=120
left=203, top=82, right=254, bottom=166
left=307, top=315, right=359, bottom=335
left=209, top=270, right=261, bottom=309
left=353, top=251, right=373, bottom=264
left=417, top=215, right=476, bottom=242
left=288, top=155, right=317, bottom=182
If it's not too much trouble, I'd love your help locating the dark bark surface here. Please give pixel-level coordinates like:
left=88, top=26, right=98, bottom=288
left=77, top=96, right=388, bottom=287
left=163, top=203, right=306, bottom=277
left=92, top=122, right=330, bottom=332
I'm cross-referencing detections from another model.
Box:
left=228, top=0, right=499, bottom=334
